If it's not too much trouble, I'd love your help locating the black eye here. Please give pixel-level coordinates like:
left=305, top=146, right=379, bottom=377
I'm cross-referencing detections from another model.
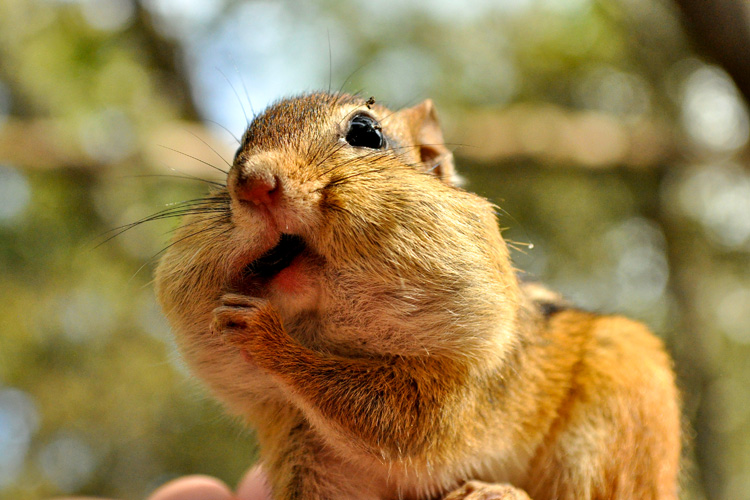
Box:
left=345, top=114, right=385, bottom=149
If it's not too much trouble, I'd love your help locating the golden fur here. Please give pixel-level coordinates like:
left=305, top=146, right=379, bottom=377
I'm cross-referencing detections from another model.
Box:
left=155, top=93, right=680, bottom=499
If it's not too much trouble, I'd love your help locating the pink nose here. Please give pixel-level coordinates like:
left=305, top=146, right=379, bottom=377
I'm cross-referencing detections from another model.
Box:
left=233, top=173, right=280, bottom=207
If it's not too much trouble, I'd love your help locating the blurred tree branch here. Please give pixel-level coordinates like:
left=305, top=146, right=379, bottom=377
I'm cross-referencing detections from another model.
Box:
left=673, top=0, right=750, bottom=104
left=0, top=118, right=231, bottom=174
left=448, top=105, right=677, bottom=168
left=129, top=0, right=201, bottom=121
left=3, top=106, right=679, bottom=173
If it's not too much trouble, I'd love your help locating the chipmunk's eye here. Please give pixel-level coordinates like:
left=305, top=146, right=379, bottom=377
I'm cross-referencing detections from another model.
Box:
left=345, top=114, right=385, bottom=149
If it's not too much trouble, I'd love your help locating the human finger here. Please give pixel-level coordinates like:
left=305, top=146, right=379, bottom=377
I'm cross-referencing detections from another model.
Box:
left=235, top=466, right=271, bottom=500
left=147, top=474, right=234, bottom=500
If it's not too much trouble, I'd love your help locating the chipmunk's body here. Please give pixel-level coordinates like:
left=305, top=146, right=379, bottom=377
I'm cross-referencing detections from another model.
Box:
left=155, top=93, right=680, bottom=499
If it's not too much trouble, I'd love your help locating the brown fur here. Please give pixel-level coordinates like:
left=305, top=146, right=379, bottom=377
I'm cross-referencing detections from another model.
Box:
left=155, top=92, right=680, bottom=499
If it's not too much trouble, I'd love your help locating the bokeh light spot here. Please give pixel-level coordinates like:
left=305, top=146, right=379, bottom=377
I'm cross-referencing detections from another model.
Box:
left=0, top=165, right=31, bottom=225
left=38, top=431, right=97, bottom=494
left=681, top=66, right=749, bottom=152
left=57, top=288, right=117, bottom=342
left=80, top=0, right=135, bottom=31
left=676, top=162, right=750, bottom=250
left=79, top=108, right=135, bottom=164
left=0, top=388, right=39, bottom=489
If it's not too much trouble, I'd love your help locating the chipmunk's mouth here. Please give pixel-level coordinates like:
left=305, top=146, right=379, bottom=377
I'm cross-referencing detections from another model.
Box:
left=240, top=234, right=307, bottom=280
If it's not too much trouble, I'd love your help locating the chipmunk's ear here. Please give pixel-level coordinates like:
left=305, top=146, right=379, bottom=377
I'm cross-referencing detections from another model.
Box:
left=397, top=99, right=457, bottom=186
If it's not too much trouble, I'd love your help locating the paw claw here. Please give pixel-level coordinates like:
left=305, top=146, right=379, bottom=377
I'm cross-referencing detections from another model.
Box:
left=210, top=294, right=284, bottom=363
left=443, top=481, right=531, bottom=500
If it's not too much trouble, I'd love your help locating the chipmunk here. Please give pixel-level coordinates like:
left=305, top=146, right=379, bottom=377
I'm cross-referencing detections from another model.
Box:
left=154, top=92, right=681, bottom=500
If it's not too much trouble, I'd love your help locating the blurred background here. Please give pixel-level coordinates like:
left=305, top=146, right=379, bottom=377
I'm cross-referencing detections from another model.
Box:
left=1, top=0, right=749, bottom=498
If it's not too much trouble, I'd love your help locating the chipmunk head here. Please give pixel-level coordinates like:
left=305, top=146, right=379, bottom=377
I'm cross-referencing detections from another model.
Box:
left=155, top=93, right=518, bottom=414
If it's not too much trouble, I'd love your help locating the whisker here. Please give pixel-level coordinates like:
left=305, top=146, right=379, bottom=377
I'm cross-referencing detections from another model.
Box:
left=131, top=173, right=226, bottom=189
left=128, top=224, right=234, bottom=283
left=337, top=65, right=368, bottom=97
left=377, top=106, right=405, bottom=126
left=94, top=195, right=229, bottom=247
left=327, top=31, right=333, bottom=95
left=230, top=58, right=256, bottom=118
left=218, top=67, right=251, bottom=127
left=164, top=212, right=231, bottom=235
left=94, top=209, right=225, bottom=248
left=158, top=144, right=230, bottom=175
left=327, top=164, right=391, bottom=187
left=185, top=130, right=233, bottom=170
left=314, top=155, right=368, bottom=183
left=389, top=142, right=472, bottom=152
left=204, top=119, right=241, bottom=145
left=307, top=142, right=348, bottom=181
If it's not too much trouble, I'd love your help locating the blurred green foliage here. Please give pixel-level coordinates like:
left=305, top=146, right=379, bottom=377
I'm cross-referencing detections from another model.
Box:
left=1, top=0, right=749, bottom=499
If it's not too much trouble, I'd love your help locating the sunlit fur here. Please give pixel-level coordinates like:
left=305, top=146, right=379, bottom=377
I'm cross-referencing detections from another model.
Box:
left=155, top=92, right=680, bottom=500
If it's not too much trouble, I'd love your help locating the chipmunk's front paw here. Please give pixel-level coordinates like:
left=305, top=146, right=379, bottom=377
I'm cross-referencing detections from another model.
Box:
left=443, top=481, right=531, bottom=500
left=211, top=294, right=285, bottom=366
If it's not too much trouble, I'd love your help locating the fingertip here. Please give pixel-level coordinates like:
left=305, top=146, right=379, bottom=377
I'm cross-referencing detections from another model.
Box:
left=147, top=475, right=234, bottom=500
left=235, top=466, right=271, bottom=500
